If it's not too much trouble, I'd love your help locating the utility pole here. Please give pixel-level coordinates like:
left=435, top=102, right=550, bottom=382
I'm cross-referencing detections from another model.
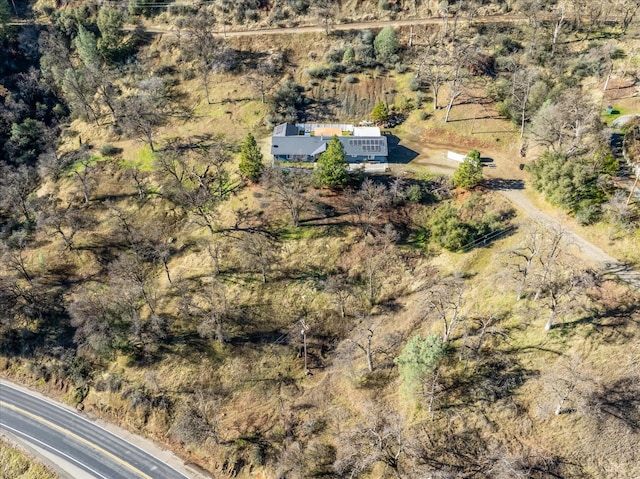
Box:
left=300, top=319, right=310, bottom=375
left=409, top=25, right=416, bottom=48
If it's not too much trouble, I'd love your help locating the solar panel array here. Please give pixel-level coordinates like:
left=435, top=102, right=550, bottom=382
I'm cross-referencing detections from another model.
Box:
left=348, top=138, right=385, bottom=152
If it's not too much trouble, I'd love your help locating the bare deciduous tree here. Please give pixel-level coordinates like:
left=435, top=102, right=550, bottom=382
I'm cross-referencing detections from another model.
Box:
left=180, top=276, right=232, bottom=343
left=68, top=283, right=121, bottom=358
left=325, top=270, right=353, bottom=319
left=509, top=223, right=545, bottom=300
left=510, top=67, right=537, bottom=138
left=264, top=166, right=311, bottom=228
left=238, top=231, right=280, bottom=283
left=533, top=225, right=572, bottom=301
left=0, top=164, right=39, bottom=223
left=415, top=38, right=449, bottom=111
left=246, top=58, right=279, bottom=104
left=72, top=156, right=97, bottom=204
left=123, top=164, right=151, bottom=201
left=38, top=198, right=93, bottom=250
left=538, top=353, right=594, bottom=416
left=117, top=77, right=168, bottom=152
left=313, top=0, right=337, bottom=34
left=109, top=251, right=159, bottom=327
left=169, top=389, right=220, bottom=445
left=361, top=224, right=399, bottom=305
left=444, top=42, right=472, bottom=123
left=348, top=179, right=390, bottom=238
left=424, top=280, right=465, bottom=343
left=178, top=11, right=230, bottom=104
left=168, top=142, right=234, bottom=235
left=529, top=89, right=599, bottom=156
left=334, top=404, right=409, bottom=479
left=348, top=319, right=377, bottom=373
left=540, top=267, right=594, bottom=331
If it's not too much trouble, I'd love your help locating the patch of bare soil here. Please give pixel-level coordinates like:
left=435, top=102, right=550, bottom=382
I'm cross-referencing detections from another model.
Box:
left=392, top=124, right=526, bottom=181
left=603, top=78, right=639, bottom=101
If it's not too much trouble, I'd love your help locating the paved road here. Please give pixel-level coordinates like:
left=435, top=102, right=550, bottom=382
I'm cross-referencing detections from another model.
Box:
left=0, top=380, right=190, bottom=479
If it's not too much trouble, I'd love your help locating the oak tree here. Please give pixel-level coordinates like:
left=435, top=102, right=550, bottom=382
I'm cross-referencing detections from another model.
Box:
left=264, top=166, right=310, bottom=228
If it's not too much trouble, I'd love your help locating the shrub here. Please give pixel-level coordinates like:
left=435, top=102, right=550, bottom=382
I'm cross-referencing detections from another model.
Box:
left=397, top=96, right=414, bottom=114
left=575, top=203, right=601, bottom=225
left=374, top=26, right=399, bottom=63
left=407, top=183, right=423, bottom=202
left=305, top=65, right=330, bottom=79
left=325, top=47, right=344, bottom=63
left=527, top=151, right=606, bottom=215
left=100, top=144, right=120, bottom=156
left=342, top=46, right=355, bottom=65
left=268, top=80, right=308, bottom=125
left=428, top=203, right=476, bottom=251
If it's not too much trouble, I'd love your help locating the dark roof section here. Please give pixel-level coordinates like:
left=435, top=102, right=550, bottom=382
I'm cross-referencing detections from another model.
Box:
left=271, top=136, right=388, bottom=157
left=271, top=123, right=388, bottom=158
left=271, top=136, right=326, bottom=156
left=273, top=123, right=300, bottom=137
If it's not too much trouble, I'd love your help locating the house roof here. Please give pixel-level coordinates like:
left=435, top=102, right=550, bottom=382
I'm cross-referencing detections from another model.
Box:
left=271, top=123, right=388, bottom=158
left=271, top=135, right=388, bottom=157
left=273, top=123, right=299, bottom=137
left=271, top=136, right=327, bottom=156
left=342, top=136, right=388, bottom=157
left=353, top=126, right=381, bottom=136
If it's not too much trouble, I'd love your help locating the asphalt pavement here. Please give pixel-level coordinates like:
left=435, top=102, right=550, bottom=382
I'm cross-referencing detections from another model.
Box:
left=0, top=380, right=190, bottom=479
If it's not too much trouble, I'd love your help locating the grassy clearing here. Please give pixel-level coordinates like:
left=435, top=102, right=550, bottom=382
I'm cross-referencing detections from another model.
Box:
left=119, top=145, right=156, bottom=170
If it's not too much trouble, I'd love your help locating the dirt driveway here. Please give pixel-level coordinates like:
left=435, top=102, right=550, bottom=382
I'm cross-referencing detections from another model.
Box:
left=388, top=128, right=640, bottom=288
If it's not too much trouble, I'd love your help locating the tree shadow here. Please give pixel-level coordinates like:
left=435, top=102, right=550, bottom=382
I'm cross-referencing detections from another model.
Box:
left=484, top=178, right=525, bottom=190
left=557, top=300, right=640, bottom=343
left=441, top=353, right=536, bottom=408
left=587, top=376, right=640, bottom=432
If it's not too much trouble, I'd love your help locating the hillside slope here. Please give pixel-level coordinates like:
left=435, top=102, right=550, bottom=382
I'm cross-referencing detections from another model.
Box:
left=1, top=1, right=640, bottom=478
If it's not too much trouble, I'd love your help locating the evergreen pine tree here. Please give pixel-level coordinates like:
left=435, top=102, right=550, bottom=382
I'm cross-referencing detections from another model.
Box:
left=315, top=135, right=349, bottom=188
left=453, top=149, right=483, bottom=189
left=239, top=133, right=264, bottom=182
left=372, top=101, right=389, bottom=123
left=394, top=334, right=444, bottom=396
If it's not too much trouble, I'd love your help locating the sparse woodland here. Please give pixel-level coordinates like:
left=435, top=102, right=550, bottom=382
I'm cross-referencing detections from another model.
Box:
left=1, top=0, right=640, bottom=477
